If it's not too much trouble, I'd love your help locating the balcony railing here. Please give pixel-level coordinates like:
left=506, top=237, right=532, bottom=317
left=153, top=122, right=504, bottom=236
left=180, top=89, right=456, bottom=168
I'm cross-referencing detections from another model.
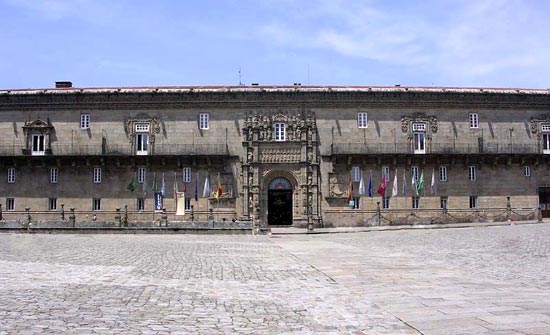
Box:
left=331, top=142, right=541, bottom=155
left=0, top=143, right=230, bottom=157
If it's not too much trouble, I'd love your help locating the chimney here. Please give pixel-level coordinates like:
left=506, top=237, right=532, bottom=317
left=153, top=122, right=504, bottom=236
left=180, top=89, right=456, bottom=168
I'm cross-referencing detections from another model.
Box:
left=55, top=81, right=73, bottom=88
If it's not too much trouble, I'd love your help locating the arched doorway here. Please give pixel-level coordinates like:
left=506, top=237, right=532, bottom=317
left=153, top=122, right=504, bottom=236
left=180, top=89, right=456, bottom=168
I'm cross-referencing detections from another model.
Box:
left=267, top=177, right=293, bottom=225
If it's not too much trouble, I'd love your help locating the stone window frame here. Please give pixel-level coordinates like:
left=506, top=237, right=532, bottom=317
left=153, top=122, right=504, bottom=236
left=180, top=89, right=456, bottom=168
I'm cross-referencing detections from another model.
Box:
left=92, top=198, right=101, bottom=211
left=382, top=196, right=390, bottom=209
left=137, top=167, right=146, bottom=184
left=50, top=167, right=58, bottom=184
left=469, top=113, right=479, bottom=128
left=125, top=114, right=161, bottom=156
left=183, top=167, right=192, bottom=183
left=468, top=165, right=477, bottom=181
left=523, top=166, right=531, bottom=177
left=351, top=166, right=361, bottom=182
left=199, top=113, right=209, bottom=130
left=80, top=113, right=90, bottom=129
left=273, top=122, right=286, bottom=141
left=93, top=167, right=102, bottom=184
left=401, top=114, right=437, bottom=154
left=6, top=197, right=15, bottom=211
left=469, top=195, right=478, bottom=209
left=439, top=166, right=447, bottom=182
left=137, top=198, right=145, bottom=211
left=48, top=198, right=57, bottom=211
left=22, top=119, right=54, bottom=156
left=357, top=112, right=368, bottom=128
left=412, top=196, right=420, bottom=209
left=7, top=168, right=15, bottom=184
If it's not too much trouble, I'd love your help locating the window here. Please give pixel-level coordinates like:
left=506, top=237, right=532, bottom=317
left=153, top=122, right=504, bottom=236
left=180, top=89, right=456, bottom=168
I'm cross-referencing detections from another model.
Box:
left=439, top=166, right=447, bottom=182
left=412, top=123, right=426, bottom=132
left=411, top=166, right=419, bottom=182
left=352, top=197, right=360, bottom=209
left=468, top=166, right=477, bottom=181
left=183, top=167, right=192, bottom=183
left=50, top=168, right=58, bottom=184
left=469, top=196, right=477, bottom=209
left=6, top=198, right=14, bottom=211
left=382, top=196, right=390, bottom=209
left=185, top=198, right=191, bottom=210
left=524, top=166, right=531, bottom=177
left=199, top=113, right=209, bottom=130
left=80, top=114, right=90, bottom=129
left=136, top=133, right=149, bottom=155
left=381, top=166, right=390, bottom=180
left=93, top=198, right=101, bottom=211
left=137, top=198, right=145, bottom=211
left=274, top=122, right=286, bottom=141
left=413, top=132, right=425, bottom=154
left=469, top=113, right=479, bottom=128
left=137, top=168, right=146, bottom=184
left=49, top=198, right=57, bottom=210
left=7, top=168, right=15, bottom=184
left=542, top=124, right=550, bottom=132
left=352, top=166, right=361, bottom=182
left=93, top=168, right=101, bottom=184
left=542, top=125, right=550, bottom=154
left=135, top=123, right=150, bottom=132
left=357, top=112, right=368, bottom=128
left=412, top=196, right=420, bottom=209
left=31, top=134, right=45, bottom=155
left=440, top=196, right=448, bottom=210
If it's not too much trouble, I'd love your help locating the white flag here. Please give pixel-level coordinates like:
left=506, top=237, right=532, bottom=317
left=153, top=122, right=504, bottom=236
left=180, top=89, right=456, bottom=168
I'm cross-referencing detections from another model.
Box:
left=391, top=171, right=398, bottom=197
left=358, top=174, right=366, bottom=195
left=161, top=172, right=166, bottom=197
left=431, top=168, right=435, bottom=193
left=202, top=174, right=210, bottom=198
left=412, top=171, right=417, bottom=195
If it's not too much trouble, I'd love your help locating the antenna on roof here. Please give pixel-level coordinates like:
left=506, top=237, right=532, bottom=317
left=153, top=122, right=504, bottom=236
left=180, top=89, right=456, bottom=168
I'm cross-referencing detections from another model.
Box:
left=238, top=68, right=243, bottom=86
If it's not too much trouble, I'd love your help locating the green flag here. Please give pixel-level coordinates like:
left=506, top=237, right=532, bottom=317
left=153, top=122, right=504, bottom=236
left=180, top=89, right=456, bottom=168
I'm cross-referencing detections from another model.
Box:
left=127, top=178, right=137, bottom=192
left=416, top=171, right=424, bottom=195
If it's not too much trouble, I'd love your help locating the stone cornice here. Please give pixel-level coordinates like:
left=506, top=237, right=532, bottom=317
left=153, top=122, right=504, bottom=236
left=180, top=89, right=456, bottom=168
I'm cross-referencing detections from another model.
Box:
left=2, top=88, right=550, bottom=111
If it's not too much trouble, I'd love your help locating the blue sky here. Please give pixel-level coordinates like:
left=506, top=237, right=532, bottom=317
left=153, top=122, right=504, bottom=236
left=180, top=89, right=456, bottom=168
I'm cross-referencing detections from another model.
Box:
left=1, top=0, right=549, bottom=89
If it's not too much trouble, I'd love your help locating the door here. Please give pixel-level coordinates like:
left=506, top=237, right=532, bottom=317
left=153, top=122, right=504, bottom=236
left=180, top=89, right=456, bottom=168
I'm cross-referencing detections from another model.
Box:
left=136, top=133, right=149, bottom=155
left=268, top=190, right=293, bottom=225
left=539, top=187, right=550, bottom=218
left=413, top=132, right=425, bottom=154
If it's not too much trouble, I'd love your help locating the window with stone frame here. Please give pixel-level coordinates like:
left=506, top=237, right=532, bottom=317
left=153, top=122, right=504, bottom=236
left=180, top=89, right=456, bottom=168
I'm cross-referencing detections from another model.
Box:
left=125, top=115, right=161, bottom=156
left=352, top=166, right=361, bottom=182
left=274, top=122, right=286, bottom=141
left=93, top=168, right=102, bottom=184
left=524, top=166, right=531, bottom=177
left=137, top=167, right=146, bottom=184
left=6, top=197, right=14, bottom=211
left=80, top=113, right=90, bottom=129
left=183, top=167, right=192, bottom=183
left=50, top=168, right=58, bottom=184
left=440, top=196, right=448, bottom=209
left=469, top=113, right=479, bottom=128
left=199, top=113, right=209, bottom=130
left=357, top=112, right=368, bottom=128
left=93, top=198, right=101, bottom=211
left=382, top=196, right=390, bottom=209
left=469, top=196, right=478, bottom=208
left=412, top=196, right=420, bottom=209
left=468, top=165, right=477, bottom=181
left=22, top=119, right=54, bottom=156
left=439, top=166, right=447, bottom=182
left=49, top=198, right=57, bottom=210
left=137, top=198, right=145, bottom=211
left=7, top=168, right=15, bottom=184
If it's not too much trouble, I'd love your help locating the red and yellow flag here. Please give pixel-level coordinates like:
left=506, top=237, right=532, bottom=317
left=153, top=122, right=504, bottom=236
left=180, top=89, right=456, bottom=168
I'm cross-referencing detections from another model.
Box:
left=214, top=174, right=223, bottom=200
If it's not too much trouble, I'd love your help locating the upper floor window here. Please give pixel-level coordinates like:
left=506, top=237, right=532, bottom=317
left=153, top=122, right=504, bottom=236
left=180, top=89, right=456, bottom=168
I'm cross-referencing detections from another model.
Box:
left=32, top=134, right=45, bottom=155
left=135, top=123, right=150, bottom=132
left=357, top=112, right=368, bottom=128
left=135, top=123, right=149, bottom=156
left=439, top=166, right=447, bottom=182
left=199, top=113, right=209, bottom=130
left=352, top=166, right=361, bottom=182
left=468, top=165, right=477, bottom=181
left=93, top=167, right=102, bottom=184
left=274, top=122, right=286, bottom=141
left=524, top=166, right=531, bottom=177
left=183, top=167, right=192, bottom=183
left=50, top=168, right=58, bottom=184
left=412, top=123, right=426, bottom=154
left=381, top=166, right=390, bottom=180
left=137, top=167, right=146, bottom=184
left=469, top=113, right=479, bottom=128
left=80, top=113, right=90, bottom=129
left=7, top=168, right=15, bottom=184
left=412, top=123, right=426, bottom=132
left=411, top=166, right=419, bottom=182
left=542, top=124, right=550, bottom=154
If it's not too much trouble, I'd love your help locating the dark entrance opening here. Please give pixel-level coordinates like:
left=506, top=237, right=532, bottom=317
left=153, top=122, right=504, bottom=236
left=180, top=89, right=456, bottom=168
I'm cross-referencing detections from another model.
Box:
left=539, top=187, right=550, bottom=218
left=267, top=177, right=293, bottom=226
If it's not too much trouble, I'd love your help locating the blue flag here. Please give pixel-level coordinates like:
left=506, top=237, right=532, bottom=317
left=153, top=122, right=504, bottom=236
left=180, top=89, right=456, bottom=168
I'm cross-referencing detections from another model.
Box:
left=194, top=172, right=199, bottom=201
left=368, top=170, right=373, bottom=197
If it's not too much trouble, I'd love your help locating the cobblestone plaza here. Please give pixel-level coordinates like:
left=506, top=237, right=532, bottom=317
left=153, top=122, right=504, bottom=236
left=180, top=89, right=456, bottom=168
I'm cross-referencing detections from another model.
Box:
left=1, top=224, right=550, bottom=334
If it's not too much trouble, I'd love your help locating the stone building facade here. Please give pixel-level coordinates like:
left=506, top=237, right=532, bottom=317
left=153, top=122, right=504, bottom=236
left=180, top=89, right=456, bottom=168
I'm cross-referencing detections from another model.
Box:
left=1, top=83, right=549, bottom=227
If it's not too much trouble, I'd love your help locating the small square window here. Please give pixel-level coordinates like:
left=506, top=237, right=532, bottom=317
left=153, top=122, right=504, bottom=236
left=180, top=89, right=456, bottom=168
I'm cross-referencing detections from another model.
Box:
left=199, top=113, right=209, bottom=130
left=6, top=198, right=15, bottom=211
left=50, top=168, right=58, bottom=184
left=137, top=198, right=145, bottom=211
left=412, top=123, right=426, bottom=132
left=135, top=123, right=150, bottom=132
left=382, top=196, right=390, bottom=209
left=93, top=168, right=102, bottom=184
left=7, top=168, right=15, bottom=184
left=468, top=166, right=477, bottom=181
left=412, top=196, right=420, bottom=209
left=524, top=166, right=531, bottom=177
left=93, top=198, right=101, bottom=211
left=49, top=198, right=57, bottom=210
left=357, top=112, right=368, bottom=128
left=183, top=167, right=192, bottom=183
left=137, top=168, right=146, bottom=184
left=80, top=114, right=90, bottom=129
left=469, top=196, right=477, bottom=209
left=541, top=124, right=550, bottom=132
left=469, top=113, right=479, bottom=128
left=351, top=166, right=361, bottom=182
left=352, top=197, right=360, bottom=209
left=439, top=166, right=447, bottom=182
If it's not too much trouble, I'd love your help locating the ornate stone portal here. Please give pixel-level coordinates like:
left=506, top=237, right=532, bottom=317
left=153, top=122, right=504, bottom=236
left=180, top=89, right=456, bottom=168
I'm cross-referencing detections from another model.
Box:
left=242, top=109, right=320, bottom=228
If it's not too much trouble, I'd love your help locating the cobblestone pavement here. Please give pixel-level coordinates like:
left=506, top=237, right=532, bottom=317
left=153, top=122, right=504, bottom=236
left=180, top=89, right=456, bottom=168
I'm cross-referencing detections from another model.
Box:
left=273, top=223, right=550, bottom=335
left=0, top=224, right=549, bottom=334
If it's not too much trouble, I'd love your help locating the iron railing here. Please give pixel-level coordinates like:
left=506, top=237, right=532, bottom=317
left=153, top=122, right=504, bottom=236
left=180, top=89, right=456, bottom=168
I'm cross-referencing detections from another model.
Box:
left=331, top=142, right=541, bottom=155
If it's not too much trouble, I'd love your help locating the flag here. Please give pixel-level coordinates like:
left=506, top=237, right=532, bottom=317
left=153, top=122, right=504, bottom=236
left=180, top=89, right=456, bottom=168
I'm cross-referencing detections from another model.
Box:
left=377, top=175, right=387, bottom=197
left=368, top=170, right=373, bottom=197
left=402, top=169, right=407, bottom=195
left=174, top=172, right=178, bottom=201
left=346, top=178, right=353, bottom=202
left=431, top=168, right=435, bottom=194
left=161, top=172, right=166, bottom=197
left=391, top=171, right=398, bottom=197
left=175, top=192, right=185, bottom=215
left=412, top=171, right=417, bottom=196
left=183, top=182, right=187, bottom=193
left=127, top=178, right=137, bottom=192
left=417, top=171, right=424, bottom=196
left=152, top=172, right=157, bottom=193
left=194, top=172, right=199, bottom=201
left=214, top=173, right=223, bottom=200
left=203, top=174, right=210, bottom=198
left=358, top=174, right=366, bottom=196
left=142, top=174, right=148, bottom=198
